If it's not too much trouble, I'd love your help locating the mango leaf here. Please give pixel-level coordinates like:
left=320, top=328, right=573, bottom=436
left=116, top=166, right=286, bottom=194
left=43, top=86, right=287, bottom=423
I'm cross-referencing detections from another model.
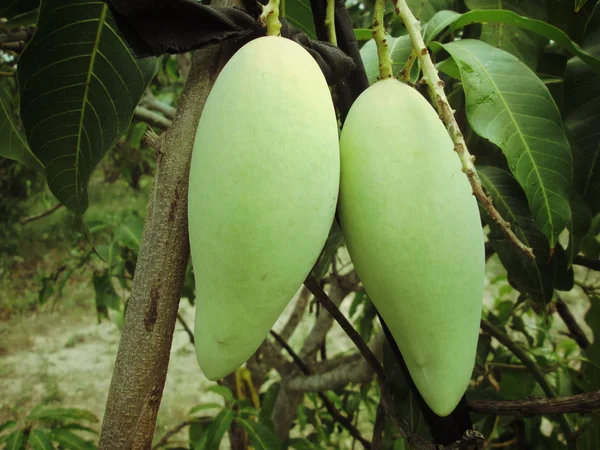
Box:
left=422, top=10, right=461, bottom=43
left=406, top=0, right=453, bottom=21
left=29, top=430, right=55, bottom=450
left=0, top=421, right=17, bottom=434
left=437, top=39, right=572, bottom=246
left=579, top=414, right=600, bottom=450
left=353, top=28, right=373, bottom=41
left=464, top=0, right=546, bottom=70
left=566, top=192, right=592, bottom=264
left=235, top=418, right=281, bottom=450
left=203, top=408, right=234, bottom=450
left=448, top=10, right=600, bottom=74
left=4, top=430, right=26, bottom=450
left=50, top=429, right=95, bottom=450
left=564, top=8, right=600, bottom=214
left=17, top=0, right=157, bottom=214
left=284, top=0, right=315, bottom=39
left=478, top=166, right=553, bottom=304
left=498, top=371, right=537, bottom=400
left=207, top=385, right=234, bottom=403
left=0, top=82, right=43, bottom=170
left=28, top=407, right=98, bottom=423
left=93, top=271, right=121, bottom=313
left=189, top=403, right=223, bottom=415
left=360, top=35, right=417, bottom=85
left=0, top=0, right=38, bottom=18
left=114, top=213, right=144, bottom=251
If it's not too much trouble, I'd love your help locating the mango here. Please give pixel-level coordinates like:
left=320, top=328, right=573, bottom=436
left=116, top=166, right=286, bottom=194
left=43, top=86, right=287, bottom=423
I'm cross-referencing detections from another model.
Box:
left=338, top=79, right=484, bottom=416
left=188, top=36, right=340, bottom=381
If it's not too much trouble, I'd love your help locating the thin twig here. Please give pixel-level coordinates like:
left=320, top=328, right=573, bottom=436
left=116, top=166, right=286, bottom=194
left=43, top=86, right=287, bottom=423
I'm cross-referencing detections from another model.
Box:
left=304, top=275, right=386, bottom=380
left=20, top=203, right=63, bottom=225
left=177, top=312, right=195, bottom=345
left=468, top=390, right=600, bottom=417
left=480, top=320, right=576, bottom=447
left=371, top=400, right=387, bottom=450
left=555, top=293, right=590, bottom=349
left=151, top=418, right=211, bottom=450
left=259, top=0, right=282, bottom=36
left=372, top=0, right=393, bottom=79
left=399, top=49, right=417, bottom=82
left=393, top=0, right=534, bottom=260
left=270, top=330, right=372, bottom=449
left=325, top=0, right=337, bottom=46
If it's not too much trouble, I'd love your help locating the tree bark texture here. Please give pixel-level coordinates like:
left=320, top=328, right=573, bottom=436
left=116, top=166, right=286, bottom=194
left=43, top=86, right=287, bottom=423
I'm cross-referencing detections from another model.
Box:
left=98, top=42, right=236, bottom=450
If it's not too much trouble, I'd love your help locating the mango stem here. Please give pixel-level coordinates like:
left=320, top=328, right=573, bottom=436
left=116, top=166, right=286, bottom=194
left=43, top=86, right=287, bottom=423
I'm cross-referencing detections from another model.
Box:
left=260, top=0, right=282, bottom=36
left=373, top=0, right=393, bottom=79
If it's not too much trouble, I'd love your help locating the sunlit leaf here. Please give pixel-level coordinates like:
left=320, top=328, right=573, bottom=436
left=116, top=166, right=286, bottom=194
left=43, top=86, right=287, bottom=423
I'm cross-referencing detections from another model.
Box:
left=438, top=39, right=572, bottom=246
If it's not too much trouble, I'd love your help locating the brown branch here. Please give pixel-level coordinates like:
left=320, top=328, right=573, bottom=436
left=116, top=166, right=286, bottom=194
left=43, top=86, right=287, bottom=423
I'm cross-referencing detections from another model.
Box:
left=134, top=106, right=172, bottom=130
left=177, top=312, right=195, bottom=345
left=555, top=293, right=590, bottom=349
left=20, top=203, right=63, bottom=225
left=574, top=256, right=600, bottom=271
left=468, top=390, right=600, bottom=417
left=98, top=27, right=238, bottom=449
left=151, top=418, right=211, bottom=450
left=0, top=30, right=32, bottom=44
left=270, top=330, right=372, bottom=449
left=279, top=286, right=310, bottom=341
left=304, top=274, right=385, bottom=380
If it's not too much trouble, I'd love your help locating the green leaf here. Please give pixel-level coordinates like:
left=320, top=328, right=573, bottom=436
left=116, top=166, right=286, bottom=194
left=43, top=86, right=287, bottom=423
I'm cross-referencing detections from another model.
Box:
left=235, top=417, right=281, bottom=450
left=29, top=430, right=55, bottom=450
left=360, top=35, right=417, bottom=85
left=17, top=0, right=157, bottom=214
left=114, top=213, right=144, bottom=251
left=0, top=81, right=43, bottom=170
left=464, top=0, right=546, bottom=69
left=353, top=28, right=373, bottom=41
left=284, top=0, right=315, bottom=39
left=423, top=10, right=461, bottom=43
left=406, top=0, right=453, bottom=21
left=579, top=413, right=600, bottom=450
left=0, top=0, right=38, bottom=18
left=50, top=429, right=95, bottom=450
left=498, top=371, right=537, bottom=400
left=448, top=10, right=600, bottom=74
left=0, top=421, right=16, bottom=435
left=93, top=271, right=121, bottom=312
left=566, top=193, right=592, bottom=264
left=564, top=8, right=600, bottom=214
left=438, top=39, right=572, bottom=246
left=203, top=408, right=234, bottom=450
left=189, top=403, right=223, bottom=415
left=478, top=166, right=553, bottom=304
left=4, top=430, right=26, bottom=450
left=28, top=407, right=98, bottom=424
left=207, top=385, right=234, bottom=403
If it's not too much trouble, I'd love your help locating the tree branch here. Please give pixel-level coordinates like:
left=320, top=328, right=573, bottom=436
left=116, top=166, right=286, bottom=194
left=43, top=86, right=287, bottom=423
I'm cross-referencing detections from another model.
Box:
left=177, top=312, right=195, bottom=345
left=555, top=293, right=590, bottom=349
left=480, top=320, right=576, bottom=447
left=393, top=0, right=534, bottom=260
left=574, top=256, right=600, bottom=271
left=151, top=418, right=211, bottom=450
left=20, top=203, right=63, bottom=225
left=134, top=106, right=172, bottom=130
left=98, top=30, right=238, bottom=449
left=468, top=390, right=600, bottom=417
left=279, top=286, right=310, bottom=341
left=304, top=274, right=385, bottom=380
left=270, top=330, right=372, bottom=449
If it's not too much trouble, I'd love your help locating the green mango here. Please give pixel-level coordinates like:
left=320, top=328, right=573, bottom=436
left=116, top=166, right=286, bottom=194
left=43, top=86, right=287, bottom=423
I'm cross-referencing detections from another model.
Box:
left=338, top=78, right=485, bottom=416
left=188, top=36, right=340, bottom=380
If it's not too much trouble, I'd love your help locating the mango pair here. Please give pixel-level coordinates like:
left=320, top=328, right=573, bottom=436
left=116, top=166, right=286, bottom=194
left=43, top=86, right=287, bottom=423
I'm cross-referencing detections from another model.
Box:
left=188, top=36, right=484, bottom=416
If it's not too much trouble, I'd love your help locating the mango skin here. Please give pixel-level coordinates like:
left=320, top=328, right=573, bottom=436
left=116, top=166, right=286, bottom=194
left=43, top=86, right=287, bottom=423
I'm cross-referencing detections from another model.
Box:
left=338, top=79, right=484, bottom=416
left=188, top=36, right=340, bottom=381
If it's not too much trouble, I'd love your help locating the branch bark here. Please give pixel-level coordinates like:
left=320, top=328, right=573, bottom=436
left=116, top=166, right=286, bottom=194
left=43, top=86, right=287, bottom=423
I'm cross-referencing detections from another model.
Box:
left=98, top=39, right=237, bottom=449
left=555, top=293, right=590, bottom=349
left=134, top=106, right=172, bottom=130
left=20, top=203, right=63, bottom=225
left=468, top=390, right=600, bottom=417
left=574, top=256, right=600, bottom=271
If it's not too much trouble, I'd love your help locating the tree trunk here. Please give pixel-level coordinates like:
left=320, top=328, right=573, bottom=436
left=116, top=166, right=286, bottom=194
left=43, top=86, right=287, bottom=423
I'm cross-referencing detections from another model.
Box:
left=98, top=40, right=236, bottom=450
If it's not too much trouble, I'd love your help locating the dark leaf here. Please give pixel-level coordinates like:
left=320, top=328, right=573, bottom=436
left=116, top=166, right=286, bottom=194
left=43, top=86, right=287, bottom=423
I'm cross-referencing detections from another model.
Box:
left=93, top=271, right=121, bottom=313
left=50, top=429, right=95, bottom=450
left=28, top=407, right=98, bottom=424
left=203, top=408, right=234, bottom=450
left=18, top=0, right=157, bottom=214
left=0, top=0, right=39, bottom=18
